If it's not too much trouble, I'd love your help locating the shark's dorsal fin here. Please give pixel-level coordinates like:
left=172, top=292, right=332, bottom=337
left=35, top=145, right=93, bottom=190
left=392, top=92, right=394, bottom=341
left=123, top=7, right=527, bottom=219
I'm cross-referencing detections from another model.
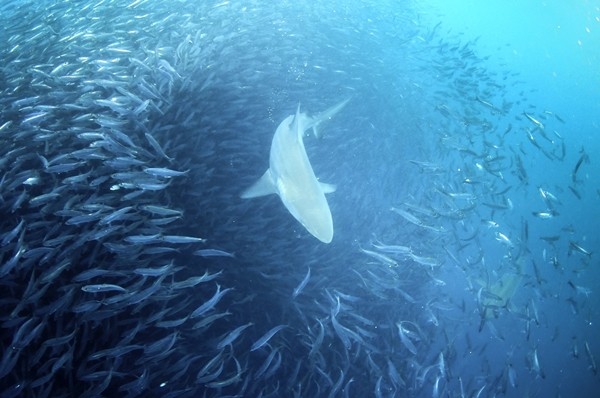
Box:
left=290, top=103, right=303, bottom=140
left=240, top=169, right=276, bottom=198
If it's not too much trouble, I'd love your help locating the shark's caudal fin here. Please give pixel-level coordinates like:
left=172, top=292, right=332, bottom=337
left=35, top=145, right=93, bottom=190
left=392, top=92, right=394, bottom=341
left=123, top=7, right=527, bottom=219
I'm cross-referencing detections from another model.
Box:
left=241, top=99, right=349, bottom=243
left=306, top=98, right=351, bottom=138
left=240, top=169, right=276, bottom=199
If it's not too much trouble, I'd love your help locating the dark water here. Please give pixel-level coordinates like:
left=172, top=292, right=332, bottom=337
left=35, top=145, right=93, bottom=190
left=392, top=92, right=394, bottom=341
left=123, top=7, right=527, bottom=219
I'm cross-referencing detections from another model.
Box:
left=0, top=0, right=598, bottom=397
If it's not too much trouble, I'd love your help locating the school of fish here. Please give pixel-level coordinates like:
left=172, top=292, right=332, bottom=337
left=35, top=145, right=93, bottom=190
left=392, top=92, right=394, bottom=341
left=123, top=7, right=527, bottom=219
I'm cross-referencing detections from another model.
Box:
left=0, top=0, right=597, bottom=397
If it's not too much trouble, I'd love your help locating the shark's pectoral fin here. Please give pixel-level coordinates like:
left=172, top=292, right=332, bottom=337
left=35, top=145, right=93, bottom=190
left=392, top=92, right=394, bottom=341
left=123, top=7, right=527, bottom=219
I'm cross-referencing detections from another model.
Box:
left=319, top=182, right=337, bottom=194
left=241, top=169, right=277, bottom=199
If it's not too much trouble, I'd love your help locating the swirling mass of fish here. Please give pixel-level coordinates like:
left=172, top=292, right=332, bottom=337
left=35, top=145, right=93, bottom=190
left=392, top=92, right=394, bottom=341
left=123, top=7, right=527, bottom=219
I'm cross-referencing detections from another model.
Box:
left=0, top=0, right=597, bottom=397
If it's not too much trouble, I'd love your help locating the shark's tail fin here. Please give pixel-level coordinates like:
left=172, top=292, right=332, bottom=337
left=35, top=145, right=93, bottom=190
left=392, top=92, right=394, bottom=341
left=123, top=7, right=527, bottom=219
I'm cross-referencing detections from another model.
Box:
left=306, top=98, right=351, bottom=139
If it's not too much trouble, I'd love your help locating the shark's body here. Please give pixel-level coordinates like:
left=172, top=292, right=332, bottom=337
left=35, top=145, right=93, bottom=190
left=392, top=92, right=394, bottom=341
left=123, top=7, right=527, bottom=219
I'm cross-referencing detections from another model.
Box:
left=241, top=99, right=349, bottom=243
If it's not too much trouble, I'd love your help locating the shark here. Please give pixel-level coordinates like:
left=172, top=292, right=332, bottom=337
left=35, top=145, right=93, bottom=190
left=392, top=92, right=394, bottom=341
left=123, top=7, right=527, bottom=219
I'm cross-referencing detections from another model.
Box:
left=241, top=99, right=350, bottom=243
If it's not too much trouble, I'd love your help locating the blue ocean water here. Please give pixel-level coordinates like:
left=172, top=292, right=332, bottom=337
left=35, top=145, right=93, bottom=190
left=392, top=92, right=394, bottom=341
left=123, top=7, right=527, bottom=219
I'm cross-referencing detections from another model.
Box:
left=0, top=0, right=598, bottom=397
left=421, top=0, right=600, bottom=144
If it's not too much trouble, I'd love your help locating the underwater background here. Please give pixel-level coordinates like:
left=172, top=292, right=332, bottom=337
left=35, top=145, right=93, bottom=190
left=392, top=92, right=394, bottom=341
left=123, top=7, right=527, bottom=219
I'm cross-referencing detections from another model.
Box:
left=0, top=0, right=598, bottom=397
